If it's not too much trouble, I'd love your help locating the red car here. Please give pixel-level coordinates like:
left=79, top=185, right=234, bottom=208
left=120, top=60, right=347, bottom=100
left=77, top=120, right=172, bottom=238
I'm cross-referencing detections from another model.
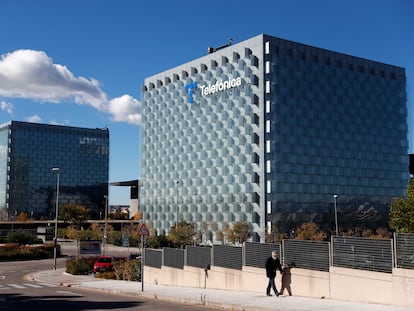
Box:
left=93, top=256, right=113, bottom=272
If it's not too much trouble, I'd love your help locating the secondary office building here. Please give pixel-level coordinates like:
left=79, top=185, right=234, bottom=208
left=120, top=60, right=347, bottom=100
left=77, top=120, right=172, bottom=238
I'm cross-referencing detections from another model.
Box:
left=141, top=34, right=408, bottom=242
left=0, top=121, right=109, bottom=220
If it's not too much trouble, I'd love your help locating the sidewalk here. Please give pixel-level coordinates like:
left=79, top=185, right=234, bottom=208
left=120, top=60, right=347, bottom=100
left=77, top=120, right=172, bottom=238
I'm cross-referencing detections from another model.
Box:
left=26, top=268, right=413, bottom=311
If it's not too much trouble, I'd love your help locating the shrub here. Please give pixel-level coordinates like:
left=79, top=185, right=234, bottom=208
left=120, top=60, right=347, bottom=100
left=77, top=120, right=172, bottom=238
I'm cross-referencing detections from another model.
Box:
left=66, top=257, right=96, bottom=275
left=113, top=259, right=141, bottom=281
left=6, top=231, right=43, bottom=245
left=95, top=270, right=117, bottom=279
left=65, top=256, right=141, bottom=281
left=107, top=231, right=122, bottom=246
left=0, top=243, right=56, bottom=260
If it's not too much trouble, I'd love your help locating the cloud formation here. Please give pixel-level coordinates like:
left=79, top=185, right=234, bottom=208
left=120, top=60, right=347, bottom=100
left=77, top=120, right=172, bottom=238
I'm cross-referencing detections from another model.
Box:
left=0, top=49, right=140, bottom=125
left=26, top=114, right=42, bottom=123
left=0, top=100, right=13, bottom=115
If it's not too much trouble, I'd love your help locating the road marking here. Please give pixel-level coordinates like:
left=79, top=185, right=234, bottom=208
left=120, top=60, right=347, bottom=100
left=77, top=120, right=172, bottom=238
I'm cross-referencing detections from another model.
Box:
left=0, top=276, right=5, bottom=280
left=23, top=283, right=43, bottom=288
left=56, top=290, right=83, bottom=297
left=37, top=282, right=58, bottom=287
left=8, top=284, right=25, bottom=289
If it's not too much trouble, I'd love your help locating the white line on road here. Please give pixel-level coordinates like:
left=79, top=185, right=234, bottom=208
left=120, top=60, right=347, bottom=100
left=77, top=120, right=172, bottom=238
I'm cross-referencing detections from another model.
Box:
left=8, top=284, right=25, bottom=289
left=23, top=283, right=43, bottom=288
left=37, top=282, right=57, bottom=287
left=56, top=290, right=83, bottom=296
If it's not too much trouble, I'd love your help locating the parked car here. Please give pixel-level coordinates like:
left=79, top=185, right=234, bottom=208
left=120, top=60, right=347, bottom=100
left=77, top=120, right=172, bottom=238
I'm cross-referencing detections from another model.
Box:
left=93, top=256, right=113, bottom=272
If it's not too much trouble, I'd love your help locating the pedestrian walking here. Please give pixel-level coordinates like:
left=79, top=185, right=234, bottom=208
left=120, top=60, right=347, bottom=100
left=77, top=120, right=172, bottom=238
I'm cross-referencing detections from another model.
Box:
left=280, top=263, right=292, bottom=296
left=265, top=250, right=283, bottom=297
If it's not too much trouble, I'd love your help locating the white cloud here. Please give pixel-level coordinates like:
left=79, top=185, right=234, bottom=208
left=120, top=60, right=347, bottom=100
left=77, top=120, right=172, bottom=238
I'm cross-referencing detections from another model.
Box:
left=109, top=95, right=141, bottom=125
left=26, top=114, right=42, bottom=123
left=0, top=101, right=13, bottom=115
left=49, top=119, right=70, bottom=126
left=0, top=49, right=141, bottom=125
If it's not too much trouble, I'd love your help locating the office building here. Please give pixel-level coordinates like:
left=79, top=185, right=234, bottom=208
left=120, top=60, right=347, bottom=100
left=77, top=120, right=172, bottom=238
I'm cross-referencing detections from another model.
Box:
left=0, top=121, right=109, bottom=220
left=110, top=179, right=139, bottom=217
left=141, top=34, right=408, bottom=242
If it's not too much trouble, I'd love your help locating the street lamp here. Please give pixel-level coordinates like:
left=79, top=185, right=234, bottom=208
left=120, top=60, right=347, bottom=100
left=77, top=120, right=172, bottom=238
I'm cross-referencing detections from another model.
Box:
left=333, top=194, right=339, bottom=236
left=52, top=167, right=60, bottom=270
left=103, top=195, right=108, bottom=255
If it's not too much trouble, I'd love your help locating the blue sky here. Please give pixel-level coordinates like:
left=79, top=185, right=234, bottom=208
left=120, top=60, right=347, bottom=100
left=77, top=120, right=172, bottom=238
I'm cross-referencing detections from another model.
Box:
left=0, top=0, right=413, bottom=205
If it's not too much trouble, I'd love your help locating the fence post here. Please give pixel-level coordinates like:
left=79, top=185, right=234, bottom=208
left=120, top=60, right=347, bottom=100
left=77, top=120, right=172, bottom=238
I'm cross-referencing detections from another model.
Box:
left=330, top=235, right=334, bottom=267
left=184, top=246, right=187, bottom=267
left=392, top=232, right=397, bottom=269
left=242, top=242, right=245, bottom=267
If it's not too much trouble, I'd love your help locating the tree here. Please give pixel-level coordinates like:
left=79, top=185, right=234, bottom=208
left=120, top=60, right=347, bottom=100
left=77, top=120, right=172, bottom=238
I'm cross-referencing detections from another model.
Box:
left=389, top=179, right=414, bottom=233
left=295, top=222, right=327, bottom=241
left=228, top=221, right=252, bottom=245
left=265, top=226, right=288, bottom=243
left=16, top=212, right=28, bottom=222
left=168, top=221, right=197, bottom=248
left=133, top=211, right=142, bottom=221
left=59, top=203, right=89, bottom=230
left=147, top=235, right=171, bottom=249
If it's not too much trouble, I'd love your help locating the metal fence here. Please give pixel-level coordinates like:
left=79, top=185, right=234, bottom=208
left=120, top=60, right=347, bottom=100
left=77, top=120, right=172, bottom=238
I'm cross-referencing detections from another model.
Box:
left=394, top=233, right=414, bottom=269
left=144, top=234, right=414, bottom=274
left=332, top=236, right=393, bottom=273
left=164, top=247, right=184, bottom=269
left=144, top=248, right=162, bottom=268
left=186, top=246, right=211, bottom=269
left=283, top=239, right=330, bottom=272
left=244, top=242, right=281, bottom=268
left=213, top=244, right=243, bottom=270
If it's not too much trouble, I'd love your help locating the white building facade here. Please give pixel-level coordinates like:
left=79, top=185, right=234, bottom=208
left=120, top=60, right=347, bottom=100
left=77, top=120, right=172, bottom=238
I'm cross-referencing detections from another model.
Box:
left=141, top=34, right=408, bottom=242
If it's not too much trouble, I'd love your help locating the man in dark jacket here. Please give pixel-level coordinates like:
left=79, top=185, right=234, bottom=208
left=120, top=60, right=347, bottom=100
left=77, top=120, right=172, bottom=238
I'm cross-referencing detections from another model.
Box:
left=265, top=250, right=283, bottom=297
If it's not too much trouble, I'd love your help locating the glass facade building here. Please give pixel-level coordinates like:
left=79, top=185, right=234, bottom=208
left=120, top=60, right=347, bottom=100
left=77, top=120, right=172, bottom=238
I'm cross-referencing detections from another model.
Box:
left=141, top=34, right=408, bottom=242
left=0, top=121, right=109, bottom=220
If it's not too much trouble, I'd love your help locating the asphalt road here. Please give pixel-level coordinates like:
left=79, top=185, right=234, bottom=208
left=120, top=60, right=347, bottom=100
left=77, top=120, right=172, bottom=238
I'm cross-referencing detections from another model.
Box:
left=0, top=241, right=220, bottom=310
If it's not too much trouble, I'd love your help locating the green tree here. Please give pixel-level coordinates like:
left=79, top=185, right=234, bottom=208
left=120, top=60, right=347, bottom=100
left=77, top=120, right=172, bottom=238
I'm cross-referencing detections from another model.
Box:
left=389, top=179, right=414, bottom=233
left=147, top=235, right=170, bottom=249
left=60, top=203, right=89, bottom=230
left=228, top=221, right=252, bottom=245
left=65, top=226, right=102, bottom=241
left=168, top=221, right=196, bottom=248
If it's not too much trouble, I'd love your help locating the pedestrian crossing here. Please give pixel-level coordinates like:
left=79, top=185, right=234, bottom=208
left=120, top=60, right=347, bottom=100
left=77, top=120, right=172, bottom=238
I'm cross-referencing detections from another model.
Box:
left=0, top=282, right=57, bottom=290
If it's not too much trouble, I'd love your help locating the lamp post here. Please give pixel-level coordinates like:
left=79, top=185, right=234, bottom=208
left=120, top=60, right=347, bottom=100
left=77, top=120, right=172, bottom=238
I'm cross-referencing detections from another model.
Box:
left=333, top=194, right=339, bottom=236
left=103, top=195, right=108, bottom=255
left=52, top=167, right=60, bottom=270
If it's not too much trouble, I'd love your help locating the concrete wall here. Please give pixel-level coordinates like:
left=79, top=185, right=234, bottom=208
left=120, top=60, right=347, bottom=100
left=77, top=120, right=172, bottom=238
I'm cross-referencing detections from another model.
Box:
left=144, top=265, right=414, bottom=308
left=330, top=266, right=393, bottom=305
left=392, top=268, right=414, bottom=308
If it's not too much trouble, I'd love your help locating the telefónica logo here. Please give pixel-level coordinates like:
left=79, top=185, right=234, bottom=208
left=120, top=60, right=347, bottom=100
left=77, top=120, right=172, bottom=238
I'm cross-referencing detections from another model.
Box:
left=185, top=82, right=197, bottom=104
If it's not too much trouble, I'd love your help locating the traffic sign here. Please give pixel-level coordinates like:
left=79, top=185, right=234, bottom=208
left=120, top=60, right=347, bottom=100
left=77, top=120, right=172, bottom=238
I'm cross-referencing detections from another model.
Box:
left=137, top=223, right=149, bottom=236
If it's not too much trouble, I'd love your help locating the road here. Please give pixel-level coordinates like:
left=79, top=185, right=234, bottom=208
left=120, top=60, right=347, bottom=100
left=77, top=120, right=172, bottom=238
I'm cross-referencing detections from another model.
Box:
left=0, top=242, right=220, bottom=310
